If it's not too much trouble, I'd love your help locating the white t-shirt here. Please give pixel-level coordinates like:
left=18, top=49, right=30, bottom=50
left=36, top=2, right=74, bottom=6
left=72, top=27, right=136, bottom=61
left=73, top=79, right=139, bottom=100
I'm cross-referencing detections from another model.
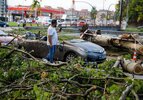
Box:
left=47, top=25, right=58, bottom=45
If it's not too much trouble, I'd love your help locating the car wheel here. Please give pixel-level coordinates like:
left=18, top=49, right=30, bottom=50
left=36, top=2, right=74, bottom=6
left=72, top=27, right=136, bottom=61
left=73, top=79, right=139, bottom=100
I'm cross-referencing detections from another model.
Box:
left=65, top=52, right=77, bottom=62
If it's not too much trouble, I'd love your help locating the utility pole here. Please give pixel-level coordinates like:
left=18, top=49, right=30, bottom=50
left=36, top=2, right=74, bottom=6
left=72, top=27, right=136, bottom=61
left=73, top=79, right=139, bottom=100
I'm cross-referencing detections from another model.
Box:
left=126, top=0, right=129, bottom=24
left=71, top=0, right=75, bottom=25
left=106, top=4, right=116, bottom=25
left=103, top=0, right=105, bottom=10
left=119, top=0, right=123, bottom=30
left=4, top=0, right=8, bottom=21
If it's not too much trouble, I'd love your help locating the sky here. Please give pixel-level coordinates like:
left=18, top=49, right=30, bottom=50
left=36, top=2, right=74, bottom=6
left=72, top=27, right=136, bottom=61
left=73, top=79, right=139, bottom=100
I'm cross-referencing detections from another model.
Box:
left=7, top=0, right=119, bottom=11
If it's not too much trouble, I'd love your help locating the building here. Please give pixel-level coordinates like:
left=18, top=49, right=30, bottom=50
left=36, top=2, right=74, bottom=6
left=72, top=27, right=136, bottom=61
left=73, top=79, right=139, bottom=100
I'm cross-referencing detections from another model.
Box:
left=7, top=6, right=65, bottom=21
left=65, top=8, right=90, bottom=20
left=53, top=7, right=65, bottom=19
left=96, top=10, right=115, bottom=26
left=0, top=0, right=7, bottom=17
left=78, top=9, right=90, bottom=19
left=7, top=3, right=92, bottom=23
left=64, top=8, right=79, bottom=19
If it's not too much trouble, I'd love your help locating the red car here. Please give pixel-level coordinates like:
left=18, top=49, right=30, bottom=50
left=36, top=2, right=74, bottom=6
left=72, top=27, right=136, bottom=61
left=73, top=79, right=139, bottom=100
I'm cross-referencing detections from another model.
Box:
left=77, top=21, right=86, bottom=26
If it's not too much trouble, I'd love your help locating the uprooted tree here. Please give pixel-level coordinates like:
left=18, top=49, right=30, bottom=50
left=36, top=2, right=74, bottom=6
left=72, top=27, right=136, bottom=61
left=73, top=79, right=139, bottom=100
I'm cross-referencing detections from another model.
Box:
left=80, top=32, right=143, bottom=56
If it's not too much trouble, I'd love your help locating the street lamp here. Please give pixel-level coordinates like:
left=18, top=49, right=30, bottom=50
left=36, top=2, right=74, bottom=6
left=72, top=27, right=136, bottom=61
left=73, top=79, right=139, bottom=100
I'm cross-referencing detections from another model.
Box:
left=126, top=0, right=129, bottom=25
left=106, top=4, right=116, bottom=25
left=119, top=0, right=123, bottom=30
left=103, top=0, right=105, bottom=10
left=73, top=0, right=96, bottom=26
left=75, top=0, right=95, bottom=9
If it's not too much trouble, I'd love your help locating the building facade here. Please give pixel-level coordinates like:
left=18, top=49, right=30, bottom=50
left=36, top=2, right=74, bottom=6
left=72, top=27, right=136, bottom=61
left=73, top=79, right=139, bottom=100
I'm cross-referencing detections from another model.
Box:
left=65, top=8, right=90, bottom=20
left=0, top=0, right=7, bottom=17
left=7, top=6, right=65, bottom=21
left=96, top=10, right=115, bottom=26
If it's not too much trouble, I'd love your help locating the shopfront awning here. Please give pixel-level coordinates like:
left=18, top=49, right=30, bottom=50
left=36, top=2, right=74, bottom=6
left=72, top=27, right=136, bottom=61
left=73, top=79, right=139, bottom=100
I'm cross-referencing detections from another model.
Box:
left=8, top=6, right=65, bottom=14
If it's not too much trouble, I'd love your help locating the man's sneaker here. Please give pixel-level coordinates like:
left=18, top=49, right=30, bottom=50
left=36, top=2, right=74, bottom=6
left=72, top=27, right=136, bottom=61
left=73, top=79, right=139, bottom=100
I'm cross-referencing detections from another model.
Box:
left=42, top=58, right=48, bottom=63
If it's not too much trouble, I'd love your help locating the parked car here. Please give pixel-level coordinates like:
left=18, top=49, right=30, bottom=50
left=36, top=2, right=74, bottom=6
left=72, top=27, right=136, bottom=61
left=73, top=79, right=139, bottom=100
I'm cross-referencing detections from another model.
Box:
left=42, top=19, right=62, bottom=27
left=26, top=18, right=33, bottom=23
left=0, top=30, right=18, bottom=45
left=77, top=21, right=86, bottom=27
left=42, top=19, right=52, bottom=26
left=0, top=21, right=9, bottom=27
left=57, top=20, right=62, bottom=27
left=61, top=18, right=71, bottom=27
left=21, top=39, right=106, bottom=63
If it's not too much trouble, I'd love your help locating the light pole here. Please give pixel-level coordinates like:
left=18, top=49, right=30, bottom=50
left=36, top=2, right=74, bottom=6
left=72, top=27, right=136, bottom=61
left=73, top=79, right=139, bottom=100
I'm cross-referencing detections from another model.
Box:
left=35, top=8, right=37, bottom=19
left=74, top=0, right=96, bottom=25
left=126, top=0, right=129, bottom=25
left=103, top=0, right=105, bottom=10
left=71, top=0, right=75, bottom=25
left=106, top=4, right=116, bottom=25
left=22, top=7, right=24, bottom=19
left=75, top=0, right=95, bottom=9
left=119, top=0, right=123, bottom=30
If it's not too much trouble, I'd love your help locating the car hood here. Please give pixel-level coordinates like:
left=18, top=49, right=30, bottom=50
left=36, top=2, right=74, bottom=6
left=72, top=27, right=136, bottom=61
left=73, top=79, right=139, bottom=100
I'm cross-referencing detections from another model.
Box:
left=70, top=41, right=105, bottom=53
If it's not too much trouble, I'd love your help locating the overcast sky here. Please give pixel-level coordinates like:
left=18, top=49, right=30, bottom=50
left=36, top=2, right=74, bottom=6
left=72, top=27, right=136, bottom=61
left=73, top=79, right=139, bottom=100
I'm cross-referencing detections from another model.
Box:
left=7, top=0, right=119, bottom=11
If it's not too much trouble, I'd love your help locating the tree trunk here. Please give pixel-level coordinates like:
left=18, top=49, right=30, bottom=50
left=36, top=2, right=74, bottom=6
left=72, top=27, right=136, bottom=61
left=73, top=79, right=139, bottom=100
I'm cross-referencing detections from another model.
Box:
left=122, top=59, right=143, bottom=74
left=111, top=39, right=143, bottom=55
left=113, top=57, right=143, bottom=74
left=81, top=34, right=112, bottom=46
left=81, top=33, right=143, bottom=55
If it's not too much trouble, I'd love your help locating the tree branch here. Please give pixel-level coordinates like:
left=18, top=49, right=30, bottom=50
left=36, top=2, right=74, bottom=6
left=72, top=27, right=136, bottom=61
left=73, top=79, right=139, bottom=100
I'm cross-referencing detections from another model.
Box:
left=131, top=90, right=139, bottom=100
left=56, top=86, right=99, bottom=98
left=119, top=82, right=134, bottom=100
left=0, top=46, right=67, bottom=67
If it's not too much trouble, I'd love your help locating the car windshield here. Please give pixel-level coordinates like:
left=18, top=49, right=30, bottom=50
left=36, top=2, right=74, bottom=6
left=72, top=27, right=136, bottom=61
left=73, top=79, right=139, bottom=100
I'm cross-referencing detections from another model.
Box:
left=68, top=39, right=85, bottom=43
left=66, top=39, right=104, bottom=52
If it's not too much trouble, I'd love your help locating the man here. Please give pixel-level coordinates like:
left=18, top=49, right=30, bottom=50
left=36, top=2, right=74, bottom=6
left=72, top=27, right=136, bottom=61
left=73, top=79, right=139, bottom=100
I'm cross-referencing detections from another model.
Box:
left=23, top=19, right=26, bottom=27
left=44, top=19, right=58, bottom=63
left=17, top=20, right=20, bottom=27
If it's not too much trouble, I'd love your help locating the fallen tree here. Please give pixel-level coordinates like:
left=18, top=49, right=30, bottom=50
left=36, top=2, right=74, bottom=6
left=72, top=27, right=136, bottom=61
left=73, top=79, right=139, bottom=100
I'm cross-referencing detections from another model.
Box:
left=0, top=46, right=67, bottom=67
left=1, top=45, right=143, bottom=99
left=80, top=32, right=143, bottom=55
left=113, top=56, right=143, bottom=75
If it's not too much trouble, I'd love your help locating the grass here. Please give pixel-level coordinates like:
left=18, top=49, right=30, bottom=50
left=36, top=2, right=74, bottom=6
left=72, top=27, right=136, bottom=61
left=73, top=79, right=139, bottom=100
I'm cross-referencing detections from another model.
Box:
left=8, top=22, right=41, bottom=27
left=125, top=25, right=143, bottom=32
left=8, top=22, right=17, bottom=27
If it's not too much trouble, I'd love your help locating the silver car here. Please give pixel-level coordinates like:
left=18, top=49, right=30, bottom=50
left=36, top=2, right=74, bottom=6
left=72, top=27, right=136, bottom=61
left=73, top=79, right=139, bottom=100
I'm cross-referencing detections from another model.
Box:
left=21, top=39, right=106, bottom=63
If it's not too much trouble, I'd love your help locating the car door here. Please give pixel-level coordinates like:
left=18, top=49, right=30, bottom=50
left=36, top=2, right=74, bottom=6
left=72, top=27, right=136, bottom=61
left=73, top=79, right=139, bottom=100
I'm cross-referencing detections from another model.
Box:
left=21, top=40, right=50, bottom=58
left=54, top=43, right=65, bottom=61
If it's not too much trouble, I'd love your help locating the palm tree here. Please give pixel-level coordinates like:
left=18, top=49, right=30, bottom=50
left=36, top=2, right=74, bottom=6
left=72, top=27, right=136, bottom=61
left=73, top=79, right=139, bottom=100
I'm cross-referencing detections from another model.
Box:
left=90, top=7, right=97, bottom=26
left=30, top=0, right=41, bottom=18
